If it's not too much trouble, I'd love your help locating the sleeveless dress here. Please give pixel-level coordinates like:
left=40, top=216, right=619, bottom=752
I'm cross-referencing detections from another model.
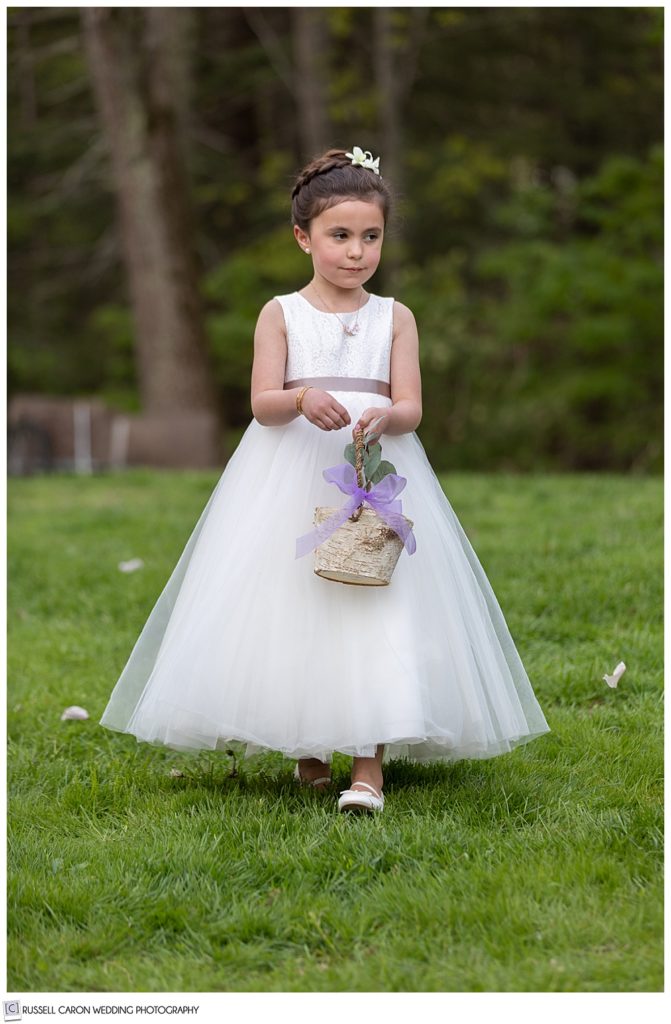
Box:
left=99, top=291, right=550, bottom=764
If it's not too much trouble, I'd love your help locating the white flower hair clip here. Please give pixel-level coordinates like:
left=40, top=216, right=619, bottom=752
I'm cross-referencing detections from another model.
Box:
left=346, top=146, right=381, bottom=175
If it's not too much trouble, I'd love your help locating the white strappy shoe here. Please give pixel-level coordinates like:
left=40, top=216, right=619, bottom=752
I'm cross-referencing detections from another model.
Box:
left=338, top=781, right=384, bottom=814
left=293, top=761, right=332, bottom=789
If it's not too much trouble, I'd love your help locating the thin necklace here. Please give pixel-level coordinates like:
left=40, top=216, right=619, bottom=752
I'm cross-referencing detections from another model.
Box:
left=309, top=282, right=365, bottom=337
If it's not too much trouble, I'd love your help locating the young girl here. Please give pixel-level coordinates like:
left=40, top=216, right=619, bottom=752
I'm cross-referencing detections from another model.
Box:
left=100, top=146, right=550, bottom=815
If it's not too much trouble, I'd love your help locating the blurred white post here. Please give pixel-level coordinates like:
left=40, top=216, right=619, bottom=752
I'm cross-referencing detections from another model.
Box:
left=73, top=401, right=93, bottom=474
left=109, top=416, right=130, bottom=469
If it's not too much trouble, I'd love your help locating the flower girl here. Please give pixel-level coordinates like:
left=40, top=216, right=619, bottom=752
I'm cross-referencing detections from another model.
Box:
left=100, top=146, right=550, bottom=815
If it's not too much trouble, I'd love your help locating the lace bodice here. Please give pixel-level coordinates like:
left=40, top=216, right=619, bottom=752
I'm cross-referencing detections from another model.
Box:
left=273, top=291, right=395, bottom=383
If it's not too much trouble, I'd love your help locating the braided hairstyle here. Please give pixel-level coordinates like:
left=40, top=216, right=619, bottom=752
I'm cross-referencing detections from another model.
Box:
left=291, top=148, right=393, bottom=231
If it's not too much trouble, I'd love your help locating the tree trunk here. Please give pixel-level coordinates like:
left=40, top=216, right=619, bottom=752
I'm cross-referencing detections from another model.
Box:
left=373, top=7, right=404, bottom=282
left=373, top=8, right=402, bottom=199
left=81, top=7, right=220, bottom=421
left=292, top=7, right=330, bottom=159
left=15, top=7, right=38, bottom=130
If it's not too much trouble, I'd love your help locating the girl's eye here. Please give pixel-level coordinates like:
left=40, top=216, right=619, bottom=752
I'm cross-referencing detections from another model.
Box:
left=333, top=233, right=379, bottom=240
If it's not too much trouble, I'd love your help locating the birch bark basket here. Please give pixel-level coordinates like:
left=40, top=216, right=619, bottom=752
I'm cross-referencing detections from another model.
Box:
left=313, top=506, right=413, bottom=587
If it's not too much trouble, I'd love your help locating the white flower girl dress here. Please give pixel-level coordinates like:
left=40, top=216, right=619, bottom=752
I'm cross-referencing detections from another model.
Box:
left=100, top=291, right=550, bottom=765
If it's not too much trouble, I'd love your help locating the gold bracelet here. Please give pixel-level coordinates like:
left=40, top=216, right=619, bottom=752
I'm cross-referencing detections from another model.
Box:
left=296, top=385, right=312, bottom=415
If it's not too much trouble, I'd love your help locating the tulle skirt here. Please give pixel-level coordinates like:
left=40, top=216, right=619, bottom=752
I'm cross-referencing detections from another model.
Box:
left=100, top=392, right=550, bottom=765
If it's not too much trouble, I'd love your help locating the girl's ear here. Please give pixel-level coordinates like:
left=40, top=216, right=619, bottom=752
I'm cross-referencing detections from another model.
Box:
left=294, top=225, right=310, bottom=251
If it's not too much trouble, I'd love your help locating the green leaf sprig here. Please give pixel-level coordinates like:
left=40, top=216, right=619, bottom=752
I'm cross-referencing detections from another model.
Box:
left=343, top=416, right=397, bottom=491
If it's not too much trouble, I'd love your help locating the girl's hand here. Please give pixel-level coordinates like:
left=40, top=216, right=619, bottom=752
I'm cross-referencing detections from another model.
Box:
left=301, top=388, right=351, bottom=431
left=352, top=407, right=392, bottom=441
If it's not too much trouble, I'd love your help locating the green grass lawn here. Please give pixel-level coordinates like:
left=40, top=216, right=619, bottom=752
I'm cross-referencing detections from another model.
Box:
left=7, top=469, right=663, bottom=992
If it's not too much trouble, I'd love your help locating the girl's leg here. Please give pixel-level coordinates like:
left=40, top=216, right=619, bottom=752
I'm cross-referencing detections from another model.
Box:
left=350, top=743, right=384, bottom=794
left=297, top=756, right=331, bottom=788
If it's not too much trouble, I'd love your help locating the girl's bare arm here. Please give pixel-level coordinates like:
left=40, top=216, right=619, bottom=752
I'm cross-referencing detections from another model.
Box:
left=387, top=301, right=422, bottom=434
left=250, top=300, right=303, bottom=425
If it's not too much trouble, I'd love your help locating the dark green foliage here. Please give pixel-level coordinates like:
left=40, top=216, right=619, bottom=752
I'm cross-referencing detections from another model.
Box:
left=411, top=145, right=663, bottom=472
left=7, top=7, right=662, bottom=470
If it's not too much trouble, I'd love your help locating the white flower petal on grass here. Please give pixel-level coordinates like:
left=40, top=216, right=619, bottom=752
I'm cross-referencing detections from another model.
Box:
left=169, top=768, right=184, bottom=777
left=60, top=705, right=89, bottom=721
left=118, top=558, right=144, bottom=573
left=603, top=660, right=626, bottom=688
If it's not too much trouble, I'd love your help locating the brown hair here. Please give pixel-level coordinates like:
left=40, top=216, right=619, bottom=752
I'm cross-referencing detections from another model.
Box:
left=291, top=148, right=394, bottom=232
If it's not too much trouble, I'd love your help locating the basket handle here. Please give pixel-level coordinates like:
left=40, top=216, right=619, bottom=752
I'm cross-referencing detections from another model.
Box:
left=349, top=425, right=366, bottom=522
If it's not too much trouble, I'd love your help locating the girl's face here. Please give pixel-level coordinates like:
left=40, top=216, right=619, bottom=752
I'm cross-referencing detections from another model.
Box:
left=294, top=199, right=385, bottom=292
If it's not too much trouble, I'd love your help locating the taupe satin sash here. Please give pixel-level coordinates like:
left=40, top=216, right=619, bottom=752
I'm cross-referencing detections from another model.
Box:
left=284, top=376, right=391, bottom=397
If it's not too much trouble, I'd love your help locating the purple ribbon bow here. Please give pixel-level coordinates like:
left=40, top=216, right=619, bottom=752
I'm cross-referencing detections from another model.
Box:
left=295, top=462, right=417, bottom=559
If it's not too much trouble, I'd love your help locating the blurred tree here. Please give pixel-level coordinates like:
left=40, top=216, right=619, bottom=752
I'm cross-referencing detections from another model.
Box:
left=242, top=7, right=332, bottom=160
left=14, top=7, right=38, bottom=130
left=406, top=144, right=663, bottom=473
left=292, top=7, right=331, bottom=158
left=81, top=7, right=221, bottom=421
left=7, top=6, right=663, bottom=472
left=373, top=7, right=430, bottom=280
